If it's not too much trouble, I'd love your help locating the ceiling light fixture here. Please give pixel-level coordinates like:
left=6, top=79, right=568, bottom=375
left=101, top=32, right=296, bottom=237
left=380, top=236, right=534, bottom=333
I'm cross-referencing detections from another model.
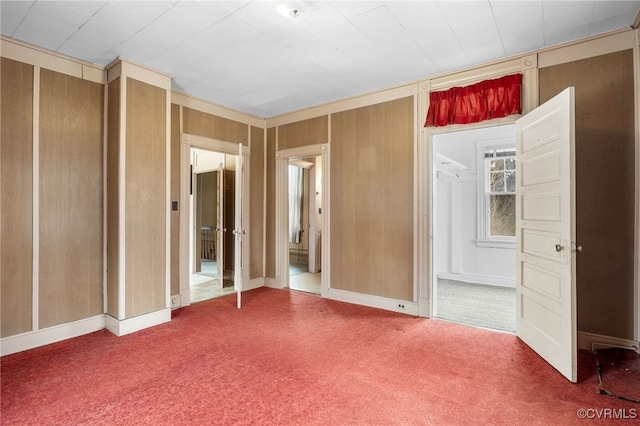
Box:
left=276, top=4, right=300, bottom=19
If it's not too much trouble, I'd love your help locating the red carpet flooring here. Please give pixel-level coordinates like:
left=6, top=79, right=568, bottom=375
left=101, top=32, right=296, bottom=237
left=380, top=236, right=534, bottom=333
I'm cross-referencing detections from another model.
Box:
left=1, top=287, right=637, bottom=425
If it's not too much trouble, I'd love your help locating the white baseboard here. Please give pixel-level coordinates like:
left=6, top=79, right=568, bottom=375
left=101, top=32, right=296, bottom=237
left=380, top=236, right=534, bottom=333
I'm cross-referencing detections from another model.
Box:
left=577, top=331, right=640, bottom=353
left=264, top=277, right=278, bottom=288
left=0, top=315, right=106, bottom=356
left=437, top=272, right=515, bottom=288
left=179, top=287, right=191, bottom=307
left=327, top=288, right=419, bottom=316
left=105, top=308, right=171, bottom=337
left=244, top=277, right=264, bottom=291
left=418, top=297, right=431, bottom=318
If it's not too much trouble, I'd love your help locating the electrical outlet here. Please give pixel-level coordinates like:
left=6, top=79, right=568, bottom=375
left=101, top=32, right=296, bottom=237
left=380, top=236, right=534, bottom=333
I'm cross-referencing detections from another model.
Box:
left=398, top=303, right=406, bottom=310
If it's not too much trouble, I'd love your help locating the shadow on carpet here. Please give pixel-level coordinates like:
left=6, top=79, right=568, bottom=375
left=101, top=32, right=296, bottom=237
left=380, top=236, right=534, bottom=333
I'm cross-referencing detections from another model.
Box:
left=594, top=348, right=640, bottom=403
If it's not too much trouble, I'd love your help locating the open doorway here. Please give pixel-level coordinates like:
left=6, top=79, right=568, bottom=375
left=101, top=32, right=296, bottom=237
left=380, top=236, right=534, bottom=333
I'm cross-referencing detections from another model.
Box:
left=190, top=148, right=236, bottom=303
left=288, top=157, right=322, bottom=294
left=431, top=124, right=516, bottom=332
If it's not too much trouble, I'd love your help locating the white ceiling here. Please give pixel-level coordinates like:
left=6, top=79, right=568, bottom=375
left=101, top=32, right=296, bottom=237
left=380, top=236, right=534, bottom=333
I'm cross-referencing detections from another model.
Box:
left=2, top=1, right=639, bottom=118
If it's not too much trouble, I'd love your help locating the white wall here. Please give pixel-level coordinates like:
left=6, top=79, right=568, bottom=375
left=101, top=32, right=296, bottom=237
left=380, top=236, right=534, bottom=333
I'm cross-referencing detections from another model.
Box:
left=434, top=125, right=516, bottom=287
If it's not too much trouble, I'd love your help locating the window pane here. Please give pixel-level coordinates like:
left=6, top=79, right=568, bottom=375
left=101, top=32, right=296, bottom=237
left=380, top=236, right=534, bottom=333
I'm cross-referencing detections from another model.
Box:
left=490, top=171, right=504, bottom=192
left=505, top=170, right=516, bottom=192
left=490, top=194, right=515, bottom=236
left=490, top=159, right=504, bottom=171
left=505, top=158, right=516, bottom=170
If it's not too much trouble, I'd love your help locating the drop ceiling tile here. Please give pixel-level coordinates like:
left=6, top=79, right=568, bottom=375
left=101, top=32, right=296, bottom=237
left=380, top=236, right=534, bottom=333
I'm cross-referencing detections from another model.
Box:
left=108, top=34, right=167, bottom=63
left=543, top=2, right=594, bottom=34
left=262, top=23, right=316, bottom=46
left=151, top=7, right=208, bottom=39
left=79, top=17, right=135, bottom=44
left=110, top=1, right=174, bottom=22
left=0, top=1, right=34, bottom=36
left=588, top=12, right=638, bottom=35
left=294, top=4, right=348, bottom=34
left=135, top=22, right=187, bottom=50
left=545, top=24, right=590, bottom=47
left=67, top=26, right=121, bottom=53
left=145, top=49, right=199, bottom=76
left=502, top=36, right=544, bottom=57
left=232, top=1, right=289, bottom=30
left=330, top=1, right=384, bottom=18
left=13, top=12, right=78, bottom=51
left=93, top=2, right=152, bottom=34
left=187, top=26, right=237, bottom=51
left=211, top=14, right=262, bottom=43
left=592, top=0, right=640, bottom=20
left=350, top=4, right=399, bottom=36
left=56, top=0, right=106, bottom=16
left=465, top=41, right=506, bottom=65
left=30, top=0, right=91, bottom=28
left=171, top=0, right=235, bottom=26
left=58, top=39, right=105, bottom=63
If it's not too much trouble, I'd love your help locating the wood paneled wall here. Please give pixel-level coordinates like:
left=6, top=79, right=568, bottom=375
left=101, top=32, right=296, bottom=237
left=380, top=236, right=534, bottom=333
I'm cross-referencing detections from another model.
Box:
left=125, top=78, right=166, bottom=317
left=1, top=58, right=33, bottom=337
left=265, top=127, right=276, bottom=278
left=539, top=50, right=635, bottom=340
left=39, top=69, right=104, bottom=328
left=331, top=97, right=414, bottom=301
left=106, top=78, right=120, bottom=317
left=250, top=126, right=264, bottom=279
left=278, top=116, right=328, bottom=150
left=170, top=104, right=180, bottom=297
left=183, top=107, right=248, bottom=145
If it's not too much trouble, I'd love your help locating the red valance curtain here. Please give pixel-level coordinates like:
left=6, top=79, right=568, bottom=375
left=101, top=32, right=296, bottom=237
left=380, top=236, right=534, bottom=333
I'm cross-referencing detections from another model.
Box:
left=424, top=73, right=522, bottom=127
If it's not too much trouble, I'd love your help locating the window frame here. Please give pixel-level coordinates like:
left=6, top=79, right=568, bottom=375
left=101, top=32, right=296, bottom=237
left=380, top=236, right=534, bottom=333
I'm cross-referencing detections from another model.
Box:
left=475, top=139, right=516, bottom=249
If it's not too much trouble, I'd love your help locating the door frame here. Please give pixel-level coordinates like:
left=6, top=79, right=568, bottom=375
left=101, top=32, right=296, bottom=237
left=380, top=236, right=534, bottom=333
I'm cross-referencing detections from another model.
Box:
left=179, top=133, right=249, bottom=307
left=426, top=118, right=519, bottom=319
left=275, top=143, right=330, bottom=297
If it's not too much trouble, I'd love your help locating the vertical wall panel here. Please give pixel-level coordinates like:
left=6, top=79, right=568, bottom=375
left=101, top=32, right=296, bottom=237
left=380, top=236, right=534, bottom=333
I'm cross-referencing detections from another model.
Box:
left=125, top=78, right=166, bottom=317
left=539, top=50, right=635, bottom=339
left=265, top=127, right=276, bottom=278
left=183, top=107, right=248, bottom=145
left=1, top=58, right=33, bottom=337
left=106, top=78, right=120, bottom=317
left=250, top=126, right=265, bottom=279
left=170, top=103, right=180, bottom=297
left=39, top=69, right=104, bottom=328
left=278, top=116, right=328, bottom=150
left=331, top=97, right=414, bottom=301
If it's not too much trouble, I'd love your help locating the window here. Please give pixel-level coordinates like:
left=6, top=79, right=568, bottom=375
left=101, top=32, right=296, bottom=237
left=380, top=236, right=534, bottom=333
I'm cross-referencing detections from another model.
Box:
left=485, top=147, right=516, bottom=238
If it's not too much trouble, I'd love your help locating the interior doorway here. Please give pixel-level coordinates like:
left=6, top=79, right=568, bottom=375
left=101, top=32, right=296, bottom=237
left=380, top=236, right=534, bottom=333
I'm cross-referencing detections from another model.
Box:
left=288, top=157, right=322, bottom=295
left=189, top=148, right=237, bottom=303
left=275, top=144, right=329, bottom=298
left=431, top=124, right=517, bottom=332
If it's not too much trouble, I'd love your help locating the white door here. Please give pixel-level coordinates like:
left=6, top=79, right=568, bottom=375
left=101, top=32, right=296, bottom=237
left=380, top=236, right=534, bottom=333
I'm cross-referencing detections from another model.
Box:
left=515, top=87, right=577, bottom=382
left=233, top=145, right=248, bottom=308
left=216, top=162, right=225, bottom=289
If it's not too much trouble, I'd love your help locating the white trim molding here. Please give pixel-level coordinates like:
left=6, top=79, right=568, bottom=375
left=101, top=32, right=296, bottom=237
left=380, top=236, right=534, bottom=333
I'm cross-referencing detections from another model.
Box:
left=1, top=36, right=105, bottom=84
left=275, top=144, right=330, bottom=297
left=1, top=315, right=106, bottom=356
left=245, top=277, right=265, bottom=292
left=577, top=331, right=640, bottom=354
left=178, top=134, right=251, bottom=308
left=105, top=309, right=171, bottom=337
left=327, top=288, right=419, bottom=317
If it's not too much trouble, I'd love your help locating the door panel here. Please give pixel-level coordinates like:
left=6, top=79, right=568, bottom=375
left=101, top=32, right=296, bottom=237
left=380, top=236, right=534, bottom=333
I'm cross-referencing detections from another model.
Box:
left=516, top=87, right=577, bottom=382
